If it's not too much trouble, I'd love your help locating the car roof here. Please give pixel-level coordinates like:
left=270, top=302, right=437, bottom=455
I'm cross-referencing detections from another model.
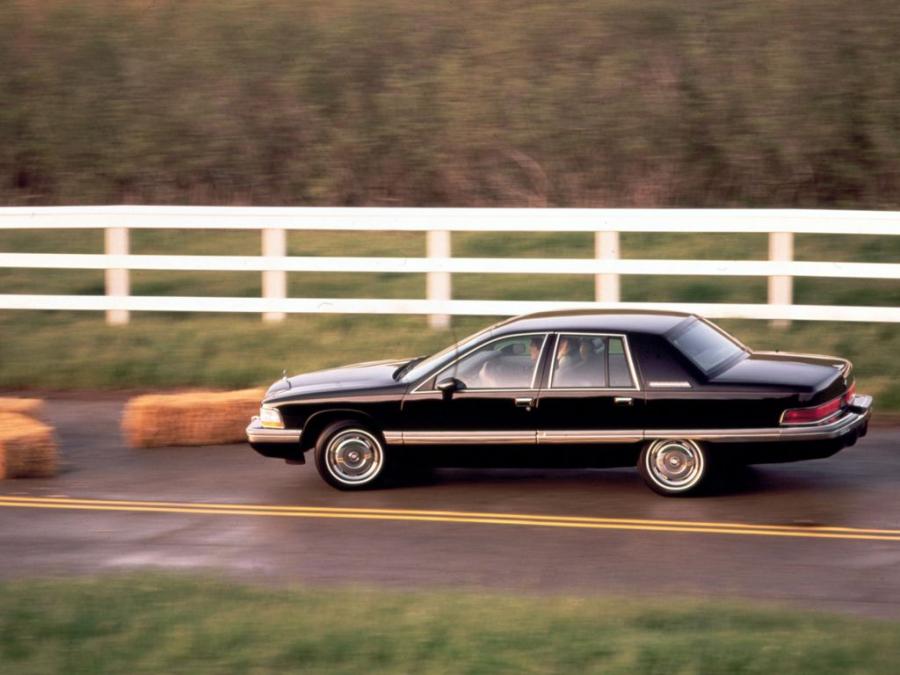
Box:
left=491, top=309, right=694, bottom=336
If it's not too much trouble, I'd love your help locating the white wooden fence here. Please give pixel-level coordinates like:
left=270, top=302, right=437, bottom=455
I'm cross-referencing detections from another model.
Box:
left=1, top=206, right=898, bottom=327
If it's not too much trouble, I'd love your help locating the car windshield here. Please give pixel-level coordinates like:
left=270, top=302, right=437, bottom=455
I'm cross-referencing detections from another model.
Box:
left=398, top=324, right=498, bottom=383
left=668, top=319, right=745, bottom=374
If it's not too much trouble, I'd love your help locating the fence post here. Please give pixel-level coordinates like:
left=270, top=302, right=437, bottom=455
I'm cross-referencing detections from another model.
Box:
left=262, top=228, right=287, bottom=322
left=594, top=231, right=620, bottom=303
left=104, top=227, right=130, bottom=325
left=426, top=230, right=451, bottom=329
left=768, top=231, right=794, bottom=328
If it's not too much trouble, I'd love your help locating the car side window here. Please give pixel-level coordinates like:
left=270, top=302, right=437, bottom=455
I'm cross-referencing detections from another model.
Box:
left=608, top=337, right=635, bottom=388
left=436, top=334, right=545, bottom=390
left=551, top=334, right=635, bottom=389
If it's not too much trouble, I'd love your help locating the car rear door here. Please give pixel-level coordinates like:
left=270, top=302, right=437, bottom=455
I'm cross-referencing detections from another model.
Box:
left=534, top=332, right=645, bottom=445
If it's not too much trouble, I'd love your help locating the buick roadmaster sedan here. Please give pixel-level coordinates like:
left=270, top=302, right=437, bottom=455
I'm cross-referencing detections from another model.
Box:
left=247, top=311, right=872, bottom=495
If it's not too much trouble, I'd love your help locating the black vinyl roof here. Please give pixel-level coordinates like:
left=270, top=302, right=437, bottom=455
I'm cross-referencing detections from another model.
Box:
left=493, top=309, right=694, bottom=336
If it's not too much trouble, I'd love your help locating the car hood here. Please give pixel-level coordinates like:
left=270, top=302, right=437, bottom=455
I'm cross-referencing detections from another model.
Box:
left=264, top=358, right=409, bottom=401
left=709, top=351, right=848, bottom=393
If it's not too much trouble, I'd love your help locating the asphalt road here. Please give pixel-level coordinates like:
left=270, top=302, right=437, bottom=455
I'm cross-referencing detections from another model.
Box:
left=2, top=399, right=900, bottom=618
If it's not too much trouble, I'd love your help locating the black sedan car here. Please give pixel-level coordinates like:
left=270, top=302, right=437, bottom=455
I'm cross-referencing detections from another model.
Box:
left=247, top=310, right=872, bottom=495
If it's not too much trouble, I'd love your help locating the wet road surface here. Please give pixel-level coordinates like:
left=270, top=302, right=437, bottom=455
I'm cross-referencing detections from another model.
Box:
left=1, top=399, right=899, bottom=618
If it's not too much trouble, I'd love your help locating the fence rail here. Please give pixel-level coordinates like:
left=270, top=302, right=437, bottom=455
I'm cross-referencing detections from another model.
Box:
left=2, top=205, right=900, bottom=233
left=1, top=206, right=898, bottom=326
left=2, top=253, right=899, bottom=279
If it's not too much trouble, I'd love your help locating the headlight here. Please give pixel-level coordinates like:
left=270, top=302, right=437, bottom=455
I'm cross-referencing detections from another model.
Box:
left=259, top=406, right=284, bottom=429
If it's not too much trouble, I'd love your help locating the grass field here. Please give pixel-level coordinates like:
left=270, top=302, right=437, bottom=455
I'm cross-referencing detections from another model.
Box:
left=1, top=576, right=898, bottom=674
left=0, top=228, right=898, bottom=408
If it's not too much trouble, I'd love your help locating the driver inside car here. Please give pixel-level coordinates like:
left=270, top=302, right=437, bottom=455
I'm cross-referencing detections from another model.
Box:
left=476, top=338, right=541, bottom=388
left=556, top=336, right=579, bottom=370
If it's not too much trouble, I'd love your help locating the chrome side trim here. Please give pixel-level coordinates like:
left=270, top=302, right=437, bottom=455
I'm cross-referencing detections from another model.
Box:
left=406, top=388, right=537, bottom=396
left=387, top=405, right=870, bottom=447
left=246, top=418, right=302, bottom=444
left=648, top=381, right=692, bottom=388
left=647, top=407, right=870, bottom=443
left=382, top=431, right=404, bottom=444
left=400, top=431, right=536, bottom=445
left=538, top=430, right=643, bottom=444
left=644, top=428, right=783, bottom=442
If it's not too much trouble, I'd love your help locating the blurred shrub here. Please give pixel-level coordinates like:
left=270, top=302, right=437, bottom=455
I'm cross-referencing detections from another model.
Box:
left=1, top=0, right=899, bottom=207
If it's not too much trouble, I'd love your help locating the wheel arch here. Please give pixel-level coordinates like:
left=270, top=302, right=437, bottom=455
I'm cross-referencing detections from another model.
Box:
left=300, top=408, right=380, bottom=451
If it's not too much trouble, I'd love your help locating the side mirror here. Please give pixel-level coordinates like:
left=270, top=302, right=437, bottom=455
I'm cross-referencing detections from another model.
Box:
left=436, top=377, right=463, bottom=399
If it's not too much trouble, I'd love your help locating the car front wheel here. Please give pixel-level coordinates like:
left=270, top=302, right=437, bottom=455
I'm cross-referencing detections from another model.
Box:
left=315, top=421, right=388, bottom=490
left=638, top=439, right=708, bottom=496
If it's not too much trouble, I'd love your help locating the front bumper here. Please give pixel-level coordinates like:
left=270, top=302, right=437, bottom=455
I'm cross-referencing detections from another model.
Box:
left=246, top=417, right=303, bottom=460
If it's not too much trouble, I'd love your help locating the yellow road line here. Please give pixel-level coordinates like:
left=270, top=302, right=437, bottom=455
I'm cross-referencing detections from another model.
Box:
left=1, top=496, right=899, bottom=542
left=1, top=494, right=899, bottom=535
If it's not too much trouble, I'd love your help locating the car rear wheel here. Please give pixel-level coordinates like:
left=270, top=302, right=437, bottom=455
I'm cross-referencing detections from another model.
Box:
left=638, top=439, right=708, bottom=496
left=315, top=421, right=387, bottom=490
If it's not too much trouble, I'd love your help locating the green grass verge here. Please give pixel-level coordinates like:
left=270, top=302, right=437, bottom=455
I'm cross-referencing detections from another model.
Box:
left=1, top=313, right=899, bottom=412
left=1, top=576, right=898, bottom=674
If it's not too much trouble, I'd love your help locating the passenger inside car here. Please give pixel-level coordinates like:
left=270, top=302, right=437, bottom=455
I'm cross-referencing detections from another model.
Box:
left=555, top=336, right=579, bottom=371
left=554, top=336, right=604, bottom=387
left=577, top=337, right=607, bottom=386
left=528, top=336, right=543, bottom=364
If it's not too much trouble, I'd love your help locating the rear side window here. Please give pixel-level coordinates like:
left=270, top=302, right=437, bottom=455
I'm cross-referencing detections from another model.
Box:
left=551, top=335, right=635, bottom=389
left=668, top=320, right=744, bottom=374
left=608, top=337, right=634, bottom=388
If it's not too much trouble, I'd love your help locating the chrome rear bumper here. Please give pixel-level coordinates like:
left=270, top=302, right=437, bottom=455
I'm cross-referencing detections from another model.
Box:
left=646, top=394, right=871, bottom=444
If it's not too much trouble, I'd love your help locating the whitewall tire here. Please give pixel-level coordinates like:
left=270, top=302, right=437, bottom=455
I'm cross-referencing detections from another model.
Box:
left=315, top=422, right=387, bottom=490
left=638, top=439, right=708, bottom=496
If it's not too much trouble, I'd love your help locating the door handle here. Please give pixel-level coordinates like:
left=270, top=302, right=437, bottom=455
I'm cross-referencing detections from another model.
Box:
left=515, top=397, right=536, bottom=410
left=614, top=397, right=634, bottom=406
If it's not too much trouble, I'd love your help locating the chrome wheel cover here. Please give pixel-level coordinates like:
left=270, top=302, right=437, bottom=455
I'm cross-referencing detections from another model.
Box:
left=325, top=429, right=384, bottom=485
left=645, top=439, right=704, bottom=491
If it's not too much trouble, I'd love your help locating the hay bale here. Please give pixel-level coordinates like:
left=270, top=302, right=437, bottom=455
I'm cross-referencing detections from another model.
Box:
left=0, top=412, right=58, bottom=479
left=122, top=388, right=266, bottom=448
left=0, top=397, right=44, bottom=419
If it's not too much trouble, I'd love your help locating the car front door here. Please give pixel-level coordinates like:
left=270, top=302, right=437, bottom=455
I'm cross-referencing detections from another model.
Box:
left=535, top=333, right=644, bottom=447
left=399, top=333, right=550, bottom=453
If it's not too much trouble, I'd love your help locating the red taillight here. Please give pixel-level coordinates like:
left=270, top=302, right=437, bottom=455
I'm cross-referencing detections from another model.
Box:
left=782, top=394, right=843, bottom=425
left=843, top=382, right=857, bottom=406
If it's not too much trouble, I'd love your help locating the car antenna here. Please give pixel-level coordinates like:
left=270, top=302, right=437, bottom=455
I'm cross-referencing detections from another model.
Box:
left=282, top=368, right=291, bottom=388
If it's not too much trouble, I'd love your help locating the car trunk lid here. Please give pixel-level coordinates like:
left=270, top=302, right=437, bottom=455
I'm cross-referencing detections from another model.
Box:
left=710, top=351, right=850, bottom=397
